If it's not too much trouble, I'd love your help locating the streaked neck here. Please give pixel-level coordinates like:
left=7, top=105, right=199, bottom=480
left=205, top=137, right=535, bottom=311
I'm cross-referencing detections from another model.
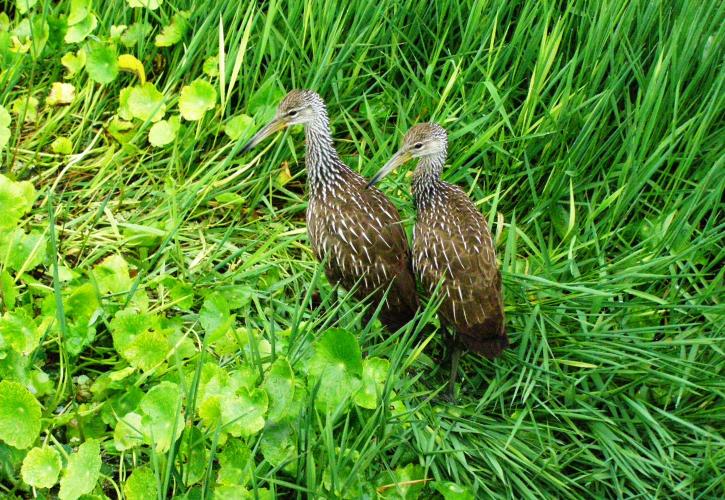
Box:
left=412, top=153, right=446, bottom=209
left=305, top=113, right=345, bottom=195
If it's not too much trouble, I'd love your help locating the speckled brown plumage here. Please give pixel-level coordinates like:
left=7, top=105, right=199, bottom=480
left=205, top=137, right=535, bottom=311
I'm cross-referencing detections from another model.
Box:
left=369, top=123, right=507, bottom=358
left=413, top=181, right=507, bottom=357
left=307, top=167, right=419, bottom=331
left=242, top=90, right=418, bottom=331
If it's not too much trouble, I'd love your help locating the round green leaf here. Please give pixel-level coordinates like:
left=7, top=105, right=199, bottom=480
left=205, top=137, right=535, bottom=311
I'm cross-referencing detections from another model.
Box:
left=307, top=329, right=363, bottom=410
left=127, top=0, right=162, bottom=10
left=110, top=24, right=127, bottom=40
left=0, top=228, right=47, bottom=271
left=0, top=173, right=36, bottom=230
left=86, top=43, right=118, bottom=84
left=223, top=114, right=254, bottom=141
left=61, top=49, right=86, bottom=76
left=124, top=329, right=169, bottom=371
left=127, top=83, right=165, bottom=122
left=113, top=411, right=143, bottom=451
left=139, top=381, right=184, bottom=453
left=21, top=446, right=62, bottom=489
left=262, top=358, right=295, bottom=422
left=46, top=82, right=76, bottom=106
left=0, top=380, right=41, bottom=449
left=217, top=439, right=252, bottom=486
left=110, top=308, right=161, bottom=355
left=123, top=466, right=157, bottom=500
left=120, top=22, right=151, bottom=48
left=27, top=17, right=49, bottom=58
left=179, top=427, right=207, bottom=486
left=11, top=96, right=39, bottom=123
left=117, top=86, right=134, bottom=121
left=353, top=357, right=390, bottom=409
left=203, top=56, right=219, bottom=77
left=260, top=423, right=296, bottom=471
left=0, top=105, right=10, bottom=151
left=376, top=463, right=425, bottom=499
left=17, top=0, right=38, bottom=14
left=200, top=387, right=267, bottom=437
left=148, top=116, right=179, bottom=147
left=67, top=0, right=91, bottom=26
left=179, top=79, right=217, bottom=121
left=199, top=291, right=233, bottom=341
left=12, top=17, right=49, bottom=58
left=431, top=481, right=475, bottom=500
left=92, top=254, right=132, bottom=294
left=65, top=12, right=97, bottom=44
left=0, top=270, right=16, bottom=309
left=155, top=12, right=189, bottom=47
left=58, top=439, right=101, bottom=500
left=51, top=137, right=73, bottom=154
left=0, top=310, right=41, bottom=354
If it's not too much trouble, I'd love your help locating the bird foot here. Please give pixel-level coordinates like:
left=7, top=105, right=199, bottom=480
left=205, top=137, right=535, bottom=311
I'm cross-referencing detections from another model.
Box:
left=441, top=391, right=457, bottom=404
left=433, top=384, right=457, bottom=404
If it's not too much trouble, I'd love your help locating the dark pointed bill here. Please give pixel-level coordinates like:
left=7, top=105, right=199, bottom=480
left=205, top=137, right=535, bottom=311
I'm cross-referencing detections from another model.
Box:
left=366, top=149, right=412, bottom=189
left=241, top=117, right=287, bottom=153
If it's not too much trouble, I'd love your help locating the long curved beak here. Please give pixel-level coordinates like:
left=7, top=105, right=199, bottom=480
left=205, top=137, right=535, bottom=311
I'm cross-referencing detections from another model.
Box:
left=366, top=149, right=412, bottom=189
left=241, top=117, right=288, bottom=153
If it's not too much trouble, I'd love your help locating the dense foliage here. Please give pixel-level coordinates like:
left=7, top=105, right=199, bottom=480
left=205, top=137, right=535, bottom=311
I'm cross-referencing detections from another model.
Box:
left=0, top=0, right=723, bottom=498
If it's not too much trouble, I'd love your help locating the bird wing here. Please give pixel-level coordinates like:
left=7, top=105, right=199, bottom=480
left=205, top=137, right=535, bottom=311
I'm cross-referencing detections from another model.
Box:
left=414, top=185, right=506, bottom=354
left=308, top=173, right=418, bottom=329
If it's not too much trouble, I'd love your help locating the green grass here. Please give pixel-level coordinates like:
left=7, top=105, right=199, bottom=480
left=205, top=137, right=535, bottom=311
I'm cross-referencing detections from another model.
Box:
left=1, top=0, right=724, bottom=498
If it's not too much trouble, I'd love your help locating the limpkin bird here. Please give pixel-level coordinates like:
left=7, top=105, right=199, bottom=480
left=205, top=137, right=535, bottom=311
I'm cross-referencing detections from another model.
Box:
left=242, top=90, right=419, bottom=331
left=368, top=123, right=508, bottom=397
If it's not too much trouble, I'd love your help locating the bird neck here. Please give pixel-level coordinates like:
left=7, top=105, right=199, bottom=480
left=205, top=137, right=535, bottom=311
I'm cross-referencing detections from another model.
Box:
left=412, top=154, right=446, bottom=209
left=304, top=113, right=345, bottom=195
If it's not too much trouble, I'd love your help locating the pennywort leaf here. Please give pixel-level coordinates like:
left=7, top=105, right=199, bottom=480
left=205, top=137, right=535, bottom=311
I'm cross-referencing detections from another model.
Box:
left=179, top=79, right=217, bottom=121
left=0, top=174, right=36, bottom=230
left=0, top=381, right=41, bottom=449
left=21, top=446, right=62, bottom=489
left=127, top=82, right=165, bottom=122
left=127, top=0, right=162, bottom=10
left=58, top=439, right=102, bottom=500
left=123, top=466, right=157, bottom=500
left=148, top=115, right=180, bottom=147
left=307, top=329, right=363, bottom=410
left=155, top=11, right=190, bottom=47
left=46, top=82, right=75, bottom=105
left=86, top=42, right=119, bottom=84
left=0, top=106, right=11, bottom=152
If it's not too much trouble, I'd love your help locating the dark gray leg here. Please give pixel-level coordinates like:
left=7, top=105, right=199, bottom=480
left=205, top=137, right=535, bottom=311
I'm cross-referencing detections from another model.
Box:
left=447, top=346, right=462, bottom=401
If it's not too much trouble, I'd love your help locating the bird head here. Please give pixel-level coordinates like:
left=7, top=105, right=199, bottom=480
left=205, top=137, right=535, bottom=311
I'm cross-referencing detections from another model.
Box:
left=367, top=123, right=448, bottom=188
left=242, top=89, right=325, bottom=153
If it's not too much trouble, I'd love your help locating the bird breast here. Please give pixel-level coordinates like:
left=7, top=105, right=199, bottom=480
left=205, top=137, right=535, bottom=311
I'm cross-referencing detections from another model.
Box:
left=307, top=191, right=395, bottom=292
left=412, top=201, right=499, bottom=328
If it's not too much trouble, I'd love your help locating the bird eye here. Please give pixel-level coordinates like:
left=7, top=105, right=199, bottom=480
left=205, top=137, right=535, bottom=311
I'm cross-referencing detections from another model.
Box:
left=414, top=143, right=423, bottom=149
left=288, top=110, right=298, bottom=117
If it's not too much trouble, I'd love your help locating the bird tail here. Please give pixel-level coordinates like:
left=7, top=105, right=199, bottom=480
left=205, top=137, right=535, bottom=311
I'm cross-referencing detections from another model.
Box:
left=379, top=294, right=419, bottom=332
left=377, top=267, right=420, bottom=332
left=461, top=316, right=508, bottom=359
left=476, top=332, right=509, bottom=359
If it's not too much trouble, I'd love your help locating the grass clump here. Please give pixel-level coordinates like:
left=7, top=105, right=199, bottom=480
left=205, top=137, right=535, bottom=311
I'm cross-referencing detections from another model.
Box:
left=1, top=0, right=723, bottom=498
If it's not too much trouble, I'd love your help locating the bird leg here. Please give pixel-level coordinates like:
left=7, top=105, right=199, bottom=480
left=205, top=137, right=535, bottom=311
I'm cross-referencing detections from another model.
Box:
left=447, top=345, right=462, bottom=401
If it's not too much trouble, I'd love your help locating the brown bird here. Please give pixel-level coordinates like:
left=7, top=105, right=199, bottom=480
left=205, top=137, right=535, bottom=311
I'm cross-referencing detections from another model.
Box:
left=368, top=123, right=507, bottom=397
left=242, top=90, right=419, bottom=331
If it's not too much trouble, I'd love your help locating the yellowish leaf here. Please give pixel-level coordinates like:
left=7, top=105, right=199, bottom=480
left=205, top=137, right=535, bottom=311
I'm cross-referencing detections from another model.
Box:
left=118, top=54, right=146, bottom=84
left=557, top=359, right=599, bottom=369
left=277, top=161, right=292, bottom=187
left=46, top=83, right=75, bottom=106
